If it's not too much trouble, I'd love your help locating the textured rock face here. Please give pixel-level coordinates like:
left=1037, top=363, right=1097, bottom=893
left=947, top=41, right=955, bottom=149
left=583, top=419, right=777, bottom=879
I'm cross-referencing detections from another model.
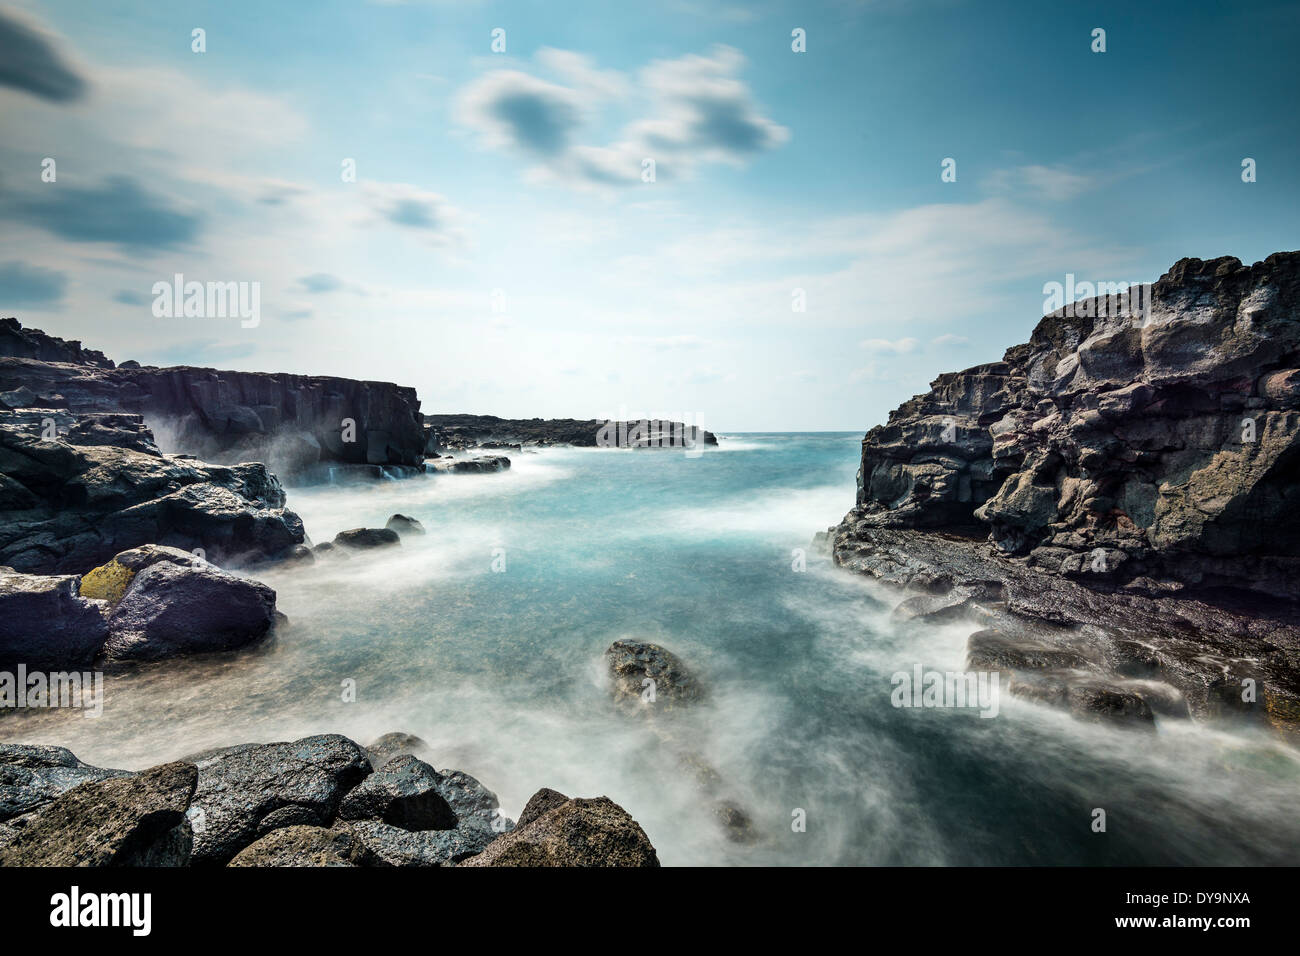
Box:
left=425, top=414, right=719, bottom=448
left=459, top=795, right=660, bottom=867
left=186, top=734, right=373, bottom=866
left=0, top=566, right=109, bottom=669
left=337, top=755, right=458, bottom=831
left=103, top=560, right=278, bottom=663
left=0, top=761, right=197, bottom=866
left=0, top=745, right=130, bottom=824
left=333, top=527, right=400, bottom=550
left=605, top=639, right=703, bottom=712
left=832, top=252, right=1300, bottom=736
left=228, top=824, right=378, bottom=867
left=0, top=411, right=304, bottom=573
left=0, top=318, right=425, bottom=476
left=843, top=253, right=1300, bottom=599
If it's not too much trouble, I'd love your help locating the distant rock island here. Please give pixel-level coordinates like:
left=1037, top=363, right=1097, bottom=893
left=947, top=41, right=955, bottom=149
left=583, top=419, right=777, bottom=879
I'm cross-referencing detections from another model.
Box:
left=827, top=252, right=1300, bottom=736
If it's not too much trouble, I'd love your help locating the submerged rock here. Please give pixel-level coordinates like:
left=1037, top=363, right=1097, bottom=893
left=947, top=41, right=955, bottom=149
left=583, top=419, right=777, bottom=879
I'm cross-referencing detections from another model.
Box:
left=103, top=560, right=277, bottom=663
left=364, top=732, right=433, bottom=768
left=459, top=795, right=659, bottom=867
left=384, top=514, right=425, bottom=536
left=0, top=761, right=197, bottom=866
left=333, top=527, right=400, bottom=550
left=605, top=639, right=703, bottom=712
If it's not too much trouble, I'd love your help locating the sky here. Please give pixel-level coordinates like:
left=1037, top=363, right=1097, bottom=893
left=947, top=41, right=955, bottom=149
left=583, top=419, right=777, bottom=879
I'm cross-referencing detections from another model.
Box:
left=0, top=0, right=1296, bottom=431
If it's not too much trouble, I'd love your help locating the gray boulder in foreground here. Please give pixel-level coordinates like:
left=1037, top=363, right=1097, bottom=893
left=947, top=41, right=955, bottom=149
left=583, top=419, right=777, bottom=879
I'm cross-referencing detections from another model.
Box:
left=103, top=560, right=277, bottom=663
left=0, top=566, right=109, bottom=670
left=0, top=761, right=197, bottom=866
left=459, top=794, right=659, bottom=867
left=228, top=824, right=378, bottom=867
left=187, top=734, right=372, bottom=866
left=0, top=744, right=130, bottom=824
left=337, top=754, right=458, bottom=831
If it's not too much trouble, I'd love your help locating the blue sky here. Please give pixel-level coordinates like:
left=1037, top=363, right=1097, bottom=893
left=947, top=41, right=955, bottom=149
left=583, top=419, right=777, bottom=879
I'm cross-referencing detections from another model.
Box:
left=1, top=0, right=1296, bottom=430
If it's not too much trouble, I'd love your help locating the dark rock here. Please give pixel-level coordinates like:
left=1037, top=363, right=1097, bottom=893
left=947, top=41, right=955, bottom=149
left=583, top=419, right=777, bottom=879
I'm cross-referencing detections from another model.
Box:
left=103, top=561, right=277, bottom=663
left=340, top=819, right=497, bottom=866
left=516, top=787, right=569, bottom=829
left=311, top=541, right=349, bottom=560
left=605, top=639, right=703, bottom=712
left=0, top=566, right=110, bottom=670
left=384, top=514, right=425, bottom=536
left=365, top=732, right=433, bottom=768
left=832, top=251, right=1300, bottom=737
left=0, top=319, right=425, bottom=478
left=227, top=824, right=377, bottom=867
left=0, top=411, right=305, bottom=574
left=0, top=744, right=130, bottom=823
left=0, top=761, right=197, bottom=866
left=425, top=456, right=511, bottom=474
left=337, top=755, right=457, bottom=831
left=424, top=414, right=717, bottom=448
left=186, top=734, right=372, bottom=866
left=333, top=528, right=400, bottom=550
left=458, top=796, right=659, bottom=867
left=431, top=768, right=510, bottom=833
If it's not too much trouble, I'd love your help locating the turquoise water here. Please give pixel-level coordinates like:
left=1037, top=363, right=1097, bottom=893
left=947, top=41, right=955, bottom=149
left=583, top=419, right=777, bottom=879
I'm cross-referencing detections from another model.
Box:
left=9, top=434, right=1300, bottom=864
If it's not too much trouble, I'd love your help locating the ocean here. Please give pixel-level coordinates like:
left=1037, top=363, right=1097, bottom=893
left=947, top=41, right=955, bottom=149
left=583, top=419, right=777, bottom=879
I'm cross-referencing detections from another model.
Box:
left=8, top=433, right=1300, bottom=864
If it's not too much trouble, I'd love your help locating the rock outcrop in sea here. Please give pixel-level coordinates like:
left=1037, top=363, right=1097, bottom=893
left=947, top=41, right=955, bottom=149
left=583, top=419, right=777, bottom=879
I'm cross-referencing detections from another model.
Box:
left=828, top=252, right=1300, bottom=735
left=1, top=317, right=426, bottom=478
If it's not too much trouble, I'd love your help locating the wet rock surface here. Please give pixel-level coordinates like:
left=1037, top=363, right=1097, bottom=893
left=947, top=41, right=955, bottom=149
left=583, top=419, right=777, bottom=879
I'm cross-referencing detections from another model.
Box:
left=0, top=319, right=425, bottom=478
left=0, top=761, right=197, bottom=866
left=830, top=253, right=1300, bottom=737
left=0, top=410, right=304, bottom=574
left=459, top=795, right=660, bottom=867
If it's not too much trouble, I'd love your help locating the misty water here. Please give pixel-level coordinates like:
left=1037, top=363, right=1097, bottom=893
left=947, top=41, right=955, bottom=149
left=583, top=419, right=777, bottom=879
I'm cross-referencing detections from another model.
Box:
left=8, top=434, right=1300, bottom=864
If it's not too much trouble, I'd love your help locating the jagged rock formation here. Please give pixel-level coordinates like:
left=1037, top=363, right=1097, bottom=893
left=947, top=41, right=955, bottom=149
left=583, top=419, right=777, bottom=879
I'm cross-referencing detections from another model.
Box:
left=0, top=410, right=304, bottom=574
left=426, top=413, right=718, bottom=449
left=0, top=318, right=425, bottom=477
left=831, top=252, right=1300, bottom=735
left=0, top=733, right=660, bottom=867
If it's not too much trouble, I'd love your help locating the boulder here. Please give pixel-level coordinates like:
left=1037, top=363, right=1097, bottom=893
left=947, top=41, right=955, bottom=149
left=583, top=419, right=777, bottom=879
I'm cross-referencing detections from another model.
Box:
left=384, top=514, right=425, bottom=536
left=364, top=732, right=433, bottom=768
left=186, top=734, right=372, bottom=866
left=0, top=566, right=109, bottom=670
left=79, top=544, right=204, bottom=608
left=605, top=639, right=703, bottom=712
left=0, top=761, right=197, bottom=866
left=337, top=755, right=457, bottom=831
left=227, top=824, right=377, bottom=867
left=0, top=744, right=130, bottom=823
left=459, top=796, right=659, bottom=867
left=0, top=411, right=305, bottom=574
left=515, top=787, right=569, bottom=829
left=102, top=561, right=277, bottom=663
left=333, top=528, right=400, bottom=550
left=431, top=768, right=512, bottom=834
left=340, top=819, right=497, bottom=866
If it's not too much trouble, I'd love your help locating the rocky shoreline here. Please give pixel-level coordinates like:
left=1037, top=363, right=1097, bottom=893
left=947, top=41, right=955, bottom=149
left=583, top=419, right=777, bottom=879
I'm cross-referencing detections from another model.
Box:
left=824, top=252, right=1300, bottom=737
left=0, top=732, right=659, bottom=867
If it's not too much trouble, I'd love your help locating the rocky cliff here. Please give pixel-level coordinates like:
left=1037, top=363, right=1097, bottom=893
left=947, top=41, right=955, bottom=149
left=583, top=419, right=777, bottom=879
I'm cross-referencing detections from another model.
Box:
left=0, top=319, right=425, bottom=478
left=830, top=252, right=1300, bottom=735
